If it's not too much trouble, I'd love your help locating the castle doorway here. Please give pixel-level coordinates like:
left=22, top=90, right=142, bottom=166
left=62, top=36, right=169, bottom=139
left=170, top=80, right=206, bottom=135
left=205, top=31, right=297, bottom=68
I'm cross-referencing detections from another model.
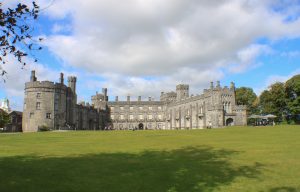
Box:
left=89, top=120, right=93, bottom=130
left=138, top=123, right=144, bottom=130
left=226, top=118, right=234, bottom=126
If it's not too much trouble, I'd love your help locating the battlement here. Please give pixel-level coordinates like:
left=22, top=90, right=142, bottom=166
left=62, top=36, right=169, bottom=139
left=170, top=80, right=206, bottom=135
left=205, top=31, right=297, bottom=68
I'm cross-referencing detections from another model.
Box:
left=176, top=84, right=189, bottom=90
left=68, top=76, right=77, bottom=82
left=25, top=81, right=67, bottom=90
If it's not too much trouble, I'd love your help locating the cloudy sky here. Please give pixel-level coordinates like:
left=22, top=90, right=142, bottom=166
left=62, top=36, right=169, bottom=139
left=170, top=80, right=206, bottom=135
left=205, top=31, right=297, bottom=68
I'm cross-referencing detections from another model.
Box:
left=1, top=0, right=300, bottom=110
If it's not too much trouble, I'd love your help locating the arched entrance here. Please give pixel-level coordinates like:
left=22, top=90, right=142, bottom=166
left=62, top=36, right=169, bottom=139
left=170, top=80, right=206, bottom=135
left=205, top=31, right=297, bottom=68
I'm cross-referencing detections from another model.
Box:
left=89, top=120, right=93, bottom=130
left=226, top=118, right=234, bottom=126
left=138, top=123, right=144, bottom=130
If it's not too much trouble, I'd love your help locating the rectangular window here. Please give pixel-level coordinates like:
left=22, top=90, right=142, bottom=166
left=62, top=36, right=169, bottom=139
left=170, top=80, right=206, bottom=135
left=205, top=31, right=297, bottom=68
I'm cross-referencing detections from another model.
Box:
left=111, top=115, right=114, bottom=120
left=129, top=115, right=134, bottom=120
left=110, top=107, right=114, bottom=111
left=158, top=106, right=162, bottom=110
left=120, top=115, right=124, bottom=120
left=139, top=114, right=143, bottom=120
left=139, top=106, right=143, bottom=111
left=36, top=93, right=41, bottom=98
left=120, top=107, right=124, bottom=111
left=30, top=112, right=34, bottom=118
left=149, top=106, right=152, bottom=110
left=36, top=102, right=41, bottom=110
left=46, top=113, right=51, bottom=119
left=130, top=106, right=133, bottom=111
left=158, top=114, right=162, bottom=120
left=148, top=115, right=153, bottom=120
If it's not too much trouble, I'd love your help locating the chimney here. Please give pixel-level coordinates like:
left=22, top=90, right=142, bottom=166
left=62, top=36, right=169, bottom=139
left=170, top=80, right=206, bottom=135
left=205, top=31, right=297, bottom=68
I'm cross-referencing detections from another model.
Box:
left=210, top=82, right=214, bottom=89
left=148, top=96, right=151, bottom=101
left=60, top=73, right=64, bottom=84
left=138, top=96, right=141, bottom=101
left=127, top=95, right=130, bottom=102
left=30, top=70, right=37, bottom=82
left=115, top=96, right=119, bottom=102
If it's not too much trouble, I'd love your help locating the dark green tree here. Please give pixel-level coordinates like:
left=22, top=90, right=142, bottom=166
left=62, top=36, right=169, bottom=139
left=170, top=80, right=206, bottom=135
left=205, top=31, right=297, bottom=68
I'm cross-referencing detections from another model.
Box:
left=285, top=74, right=300, bottom=122
left=0, top=110, right=9, bottom=128
left=285, top=74, right=300, bottom=114
left=259, top=82, right=287, bottom=118
left=235, top=87, right=258, bottom=115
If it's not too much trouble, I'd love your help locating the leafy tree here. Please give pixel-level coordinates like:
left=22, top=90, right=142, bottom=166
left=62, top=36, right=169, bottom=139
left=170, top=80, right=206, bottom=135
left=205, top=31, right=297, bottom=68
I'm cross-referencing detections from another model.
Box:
left=259, top=82, right=287, bottom=118
left=0, top=110, right=9, bottom=128
left=0, top=2, right=41, bottom=78
left=235, top=87, right=258, bottom=115
left=285, top=75, right=300, bottom=122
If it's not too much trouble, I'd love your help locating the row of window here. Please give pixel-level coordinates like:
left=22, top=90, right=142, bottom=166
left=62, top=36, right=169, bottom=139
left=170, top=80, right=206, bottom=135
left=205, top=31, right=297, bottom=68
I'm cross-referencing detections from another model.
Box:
left=111, top=114, right=163, bottom=120
left=110, top=106, right=162, bottom=111
left=29, top=112, right=51, bottom=119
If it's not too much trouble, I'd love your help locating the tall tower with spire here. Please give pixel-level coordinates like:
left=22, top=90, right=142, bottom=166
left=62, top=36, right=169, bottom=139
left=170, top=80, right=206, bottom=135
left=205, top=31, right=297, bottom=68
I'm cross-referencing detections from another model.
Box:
left=0, top=97, right=11, bottom=112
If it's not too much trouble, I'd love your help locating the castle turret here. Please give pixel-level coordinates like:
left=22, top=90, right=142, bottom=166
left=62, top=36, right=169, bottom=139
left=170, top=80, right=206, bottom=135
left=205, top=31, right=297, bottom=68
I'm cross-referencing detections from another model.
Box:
left=68, top=76, right=77, bottom=94
left=176, top=84, right=189, bottom=101
left=102, top=88, right=108, bottom=101
left=216, top=81, right=221, bottom=88
left=230, top=82, right=235, bottom=91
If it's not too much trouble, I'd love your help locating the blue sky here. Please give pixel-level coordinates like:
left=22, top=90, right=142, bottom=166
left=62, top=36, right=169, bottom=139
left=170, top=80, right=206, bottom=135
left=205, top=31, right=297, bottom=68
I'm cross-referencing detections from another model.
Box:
left=1, top=0, right=300, bottom=110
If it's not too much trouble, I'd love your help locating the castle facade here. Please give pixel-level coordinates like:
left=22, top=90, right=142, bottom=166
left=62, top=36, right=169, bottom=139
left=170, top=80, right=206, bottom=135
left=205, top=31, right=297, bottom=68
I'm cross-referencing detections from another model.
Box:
left=22, top=71, right=247, bottom=132
left=91, top=82, right=247, bottom=130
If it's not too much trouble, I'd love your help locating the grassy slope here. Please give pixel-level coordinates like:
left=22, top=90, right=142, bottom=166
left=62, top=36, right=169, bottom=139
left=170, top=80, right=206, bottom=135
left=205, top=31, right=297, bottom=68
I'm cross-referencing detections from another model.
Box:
left=0, top=125, right=299, bottom=192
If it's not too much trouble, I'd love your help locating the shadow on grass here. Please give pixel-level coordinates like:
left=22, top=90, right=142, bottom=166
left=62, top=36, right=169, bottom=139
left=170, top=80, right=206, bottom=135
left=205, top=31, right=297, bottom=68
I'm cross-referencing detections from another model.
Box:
left=0, top=146, right=264, bottom=192
left=268, top=187, right=299, bottom=192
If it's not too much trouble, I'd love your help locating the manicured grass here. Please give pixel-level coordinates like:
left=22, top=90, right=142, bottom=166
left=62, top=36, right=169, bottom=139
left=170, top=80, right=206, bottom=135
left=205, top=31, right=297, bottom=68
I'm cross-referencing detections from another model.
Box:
left=0, top=125, right=300, bottom=192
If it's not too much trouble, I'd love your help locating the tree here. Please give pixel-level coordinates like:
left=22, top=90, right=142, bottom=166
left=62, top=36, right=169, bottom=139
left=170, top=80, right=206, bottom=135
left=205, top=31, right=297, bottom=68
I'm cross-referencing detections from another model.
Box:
left=259, top=82, right=287, bottom=118
left=285, top=74, right=300, bottom=114
left=0, top=2, right=41, bottom=78
left=235, top=87, right=258, bottom=115
left=285, top=74, right=300, bottom=123
left=0, top=109, right=9, bottom=128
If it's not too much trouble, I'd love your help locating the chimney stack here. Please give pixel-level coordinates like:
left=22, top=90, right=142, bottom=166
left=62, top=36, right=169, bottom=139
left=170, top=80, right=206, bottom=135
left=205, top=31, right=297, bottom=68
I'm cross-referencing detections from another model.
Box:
left=30, top=70, right=37, bottom=82
left=60, top=73, right=64, bottom=84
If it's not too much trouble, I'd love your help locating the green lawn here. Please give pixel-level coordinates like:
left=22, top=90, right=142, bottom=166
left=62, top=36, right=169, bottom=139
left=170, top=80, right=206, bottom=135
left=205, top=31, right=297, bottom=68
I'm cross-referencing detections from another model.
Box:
left=0, top=126, right=300, bottom=192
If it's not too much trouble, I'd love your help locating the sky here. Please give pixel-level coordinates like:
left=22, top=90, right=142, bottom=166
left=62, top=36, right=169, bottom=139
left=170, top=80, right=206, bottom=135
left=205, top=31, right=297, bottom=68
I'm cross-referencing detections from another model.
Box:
left=0, top=0, right=300, bottom=111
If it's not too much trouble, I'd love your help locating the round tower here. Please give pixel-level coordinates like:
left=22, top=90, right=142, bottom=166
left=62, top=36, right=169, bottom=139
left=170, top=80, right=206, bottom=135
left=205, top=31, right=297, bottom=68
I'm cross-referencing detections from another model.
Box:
left=22, top=71, right=67, bottom=132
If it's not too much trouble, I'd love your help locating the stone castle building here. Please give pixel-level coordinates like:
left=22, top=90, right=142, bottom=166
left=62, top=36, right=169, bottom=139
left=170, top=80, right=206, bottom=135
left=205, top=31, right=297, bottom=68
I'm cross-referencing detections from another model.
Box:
left=22, top=71, right=102, bottom=132
left=22, top=71, right=247, bottom=132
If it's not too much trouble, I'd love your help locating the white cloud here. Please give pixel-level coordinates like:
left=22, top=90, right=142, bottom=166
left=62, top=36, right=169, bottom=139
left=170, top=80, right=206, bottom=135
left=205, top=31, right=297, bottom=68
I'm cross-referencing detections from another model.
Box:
left=40, top=0, right=300, bottom=76
left=253, top=68, right=300, bottom=95
left=228, top=44, right=272, bottom=73
left=3, top=0, right=300, bottom=105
